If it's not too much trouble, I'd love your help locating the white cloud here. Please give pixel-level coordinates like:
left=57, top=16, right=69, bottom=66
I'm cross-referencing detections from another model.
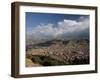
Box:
left=26, top=16, right=89, bottom=43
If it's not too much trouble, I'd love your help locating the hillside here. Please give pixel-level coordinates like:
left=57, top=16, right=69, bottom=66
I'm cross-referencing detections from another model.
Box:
left=26, top=39, right=89, bottom=67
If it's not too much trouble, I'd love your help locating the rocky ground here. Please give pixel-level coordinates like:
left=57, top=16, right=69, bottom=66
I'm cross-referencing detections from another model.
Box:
left=26, top=39, right=89, bottom=67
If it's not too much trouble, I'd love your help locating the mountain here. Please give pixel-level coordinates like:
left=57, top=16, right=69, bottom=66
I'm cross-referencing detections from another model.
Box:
left=26, top=39, right=89, bottom=67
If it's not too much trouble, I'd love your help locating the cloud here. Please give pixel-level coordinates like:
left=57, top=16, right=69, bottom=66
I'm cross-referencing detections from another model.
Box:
left=26, top=16, right=89, bottom=44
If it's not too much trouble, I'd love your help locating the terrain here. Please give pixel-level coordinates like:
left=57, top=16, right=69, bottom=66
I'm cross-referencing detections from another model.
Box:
left=26, top=39, right=89, bottom=67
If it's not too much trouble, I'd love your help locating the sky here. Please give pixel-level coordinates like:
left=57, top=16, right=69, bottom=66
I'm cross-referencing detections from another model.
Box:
left=26, top=12, right=89, bottom=43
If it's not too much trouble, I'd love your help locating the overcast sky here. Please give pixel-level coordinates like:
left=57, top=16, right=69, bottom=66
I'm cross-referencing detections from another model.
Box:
left=26, top=12, right=89, bottom=42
